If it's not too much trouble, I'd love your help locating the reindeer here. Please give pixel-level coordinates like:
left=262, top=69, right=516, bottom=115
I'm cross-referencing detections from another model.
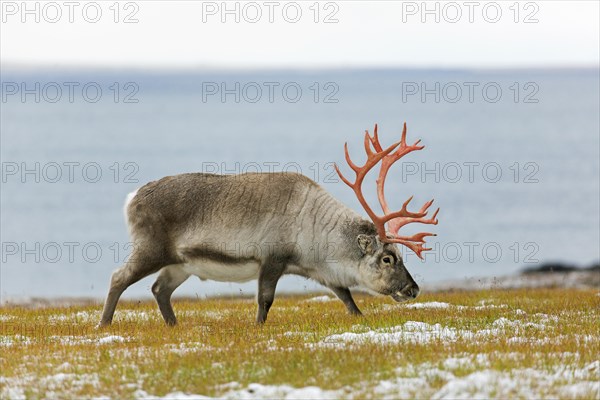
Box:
left=99, top=123, right=439, bottom=326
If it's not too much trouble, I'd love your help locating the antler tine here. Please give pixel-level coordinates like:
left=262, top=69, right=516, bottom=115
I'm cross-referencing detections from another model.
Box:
left=368, top=124, right=383, bottom=153
left=400, top=122, right=407, bottom=146
left=387, top=202, right=439, bottom=235
left=343, top=142, right=360, bottom=173
left=363, top=130, right=375, bottom=157
left=333, top=162, right=353, bottom=188
left=388, top=232, right=437, bottom=259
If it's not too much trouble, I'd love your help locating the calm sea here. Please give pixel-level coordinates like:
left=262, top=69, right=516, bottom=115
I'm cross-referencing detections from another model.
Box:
left=1, top=68, right=598, bottom=300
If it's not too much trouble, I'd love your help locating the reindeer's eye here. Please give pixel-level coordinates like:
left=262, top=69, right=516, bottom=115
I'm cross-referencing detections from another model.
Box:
left=382, top=256, right=394, bottom=265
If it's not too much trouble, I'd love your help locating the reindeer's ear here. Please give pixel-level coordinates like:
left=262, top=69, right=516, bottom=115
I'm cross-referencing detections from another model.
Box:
left=357, top=234, right=376, bottom=255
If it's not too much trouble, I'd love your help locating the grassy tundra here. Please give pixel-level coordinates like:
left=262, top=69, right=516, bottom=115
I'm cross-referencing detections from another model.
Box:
left=1, top=288, right=599, bottom=399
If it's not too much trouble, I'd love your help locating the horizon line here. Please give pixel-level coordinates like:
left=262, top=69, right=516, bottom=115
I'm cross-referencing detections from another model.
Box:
left=2, top=62, right=599, bottom=73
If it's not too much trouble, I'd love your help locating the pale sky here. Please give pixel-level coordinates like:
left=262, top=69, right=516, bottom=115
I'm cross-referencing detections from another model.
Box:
left=1, top=0, right=598, bottom=69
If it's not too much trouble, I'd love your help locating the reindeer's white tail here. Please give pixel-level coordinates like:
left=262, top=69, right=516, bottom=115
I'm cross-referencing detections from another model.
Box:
left=123, top=189, right=138, bottom=222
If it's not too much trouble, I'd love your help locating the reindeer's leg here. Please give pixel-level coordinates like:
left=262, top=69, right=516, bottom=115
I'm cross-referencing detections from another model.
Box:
left=99, top=248, right=170, bottom=327
left=152, top=265, right=190, bottom=326
left=256, top=258, right=286, bottom=324
left=329, top=286, right=362, bottom=316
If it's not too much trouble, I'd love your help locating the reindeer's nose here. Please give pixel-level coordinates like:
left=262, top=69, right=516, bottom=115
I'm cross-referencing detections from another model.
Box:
left=403, top=284, right=420, bottom=299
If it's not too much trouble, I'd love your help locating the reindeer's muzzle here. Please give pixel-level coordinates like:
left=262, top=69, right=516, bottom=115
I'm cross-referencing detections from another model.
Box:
left=391, top=283, right=420, bottom=302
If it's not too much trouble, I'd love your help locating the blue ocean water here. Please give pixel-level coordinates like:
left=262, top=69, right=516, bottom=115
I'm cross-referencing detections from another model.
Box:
left=1, top=68, right=598, bottom=300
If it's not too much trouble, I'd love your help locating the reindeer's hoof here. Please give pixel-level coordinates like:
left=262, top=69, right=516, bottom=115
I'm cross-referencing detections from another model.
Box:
left=96, top=321, right=111, bottom=330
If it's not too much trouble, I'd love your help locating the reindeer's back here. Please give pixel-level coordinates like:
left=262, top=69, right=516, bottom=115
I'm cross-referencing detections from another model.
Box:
left=125, top=172, right=329, bottom=243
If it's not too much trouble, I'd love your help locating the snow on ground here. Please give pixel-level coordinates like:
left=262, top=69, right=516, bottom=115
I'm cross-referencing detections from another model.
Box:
left=180, top=310, right=230, bottom=320
left=1, top=334, right=129, bottom=347
left=166, top=342, right=216, bottom=355
left=316, top=321, right=467, bottom=346
left=313, top=316, right=548, bottom=348
left=0, top=372, right=101, bottom=400
left=134, top=382, right=348, bottom=399
left=403, top=301, right=452, bottom=309
left=51, top=334, right=129, bottom=346
left=135, top=390, right=211, bottom=399
left=1, top=340, right=597, bottom=399
left=302, top=295, right=334, bottom=302
left=431, top=361, right=600, bottom=400
left=1, top=299, right=595, bottom=399
left=2, top=360, right=597, bottom=400
left=47, top=310, right=102, bottom=323
left=0, top=315, right=15, bottom=322
left=129, top=361, right=600, bottom=399
left=0, top=335, right=31, bottom=347
left=384, top=299, right=512, bottom=312
left=96, top=335, right=126, bottom=344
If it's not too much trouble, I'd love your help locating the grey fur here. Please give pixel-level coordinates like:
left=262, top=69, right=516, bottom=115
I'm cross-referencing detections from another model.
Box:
left=99, top=172, right=420, bottom=326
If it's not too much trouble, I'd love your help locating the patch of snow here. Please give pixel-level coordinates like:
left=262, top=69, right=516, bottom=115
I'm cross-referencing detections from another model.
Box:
left=534, top=313, right=559, bottom=323
left=431, top=362, right=600, bottom=400
left=0, top=335, right=31, bottom=347
left=507, top=336, right=552, bottom=345
left=442, top=355, right=490, bottom=370
left=47, top=310, right=101, bottom=323
left=0, top=384, right=26, bottom=400
left=469, top=303, right=508, bottom=311
left=303, top=295, right=334, bottom=303
left=217, top=383, right=345, bottom=399
left=316, top=321, right=469, bottom=346
left=96, top=335, right=125, bottom=344
left=135, top=390, right=210, bottom=399
left=119, top=310, right=153, bottom=322
left=385, top=301, right=510, bottom=312
left=56, top=362, right=71, bottom=371
left=315, top=317, right=550, bottom=348
left=492, top=317, right=546, bottom=330
left=133, top=362, right=600, bottom=400
left=0, top=372, right=100, bottom=399
left=0, top=314, right=15, bottom=322
left=50, top=334, right=128, bottom=345
left=202, top=311, right=226, bottom=320
left=166, top=342, right=215, bottom=355
left=135, top=384, right=346, bottom=399
left=372, top=376, right=428, bottom=399
left=403, top=302, right=451, bottom=309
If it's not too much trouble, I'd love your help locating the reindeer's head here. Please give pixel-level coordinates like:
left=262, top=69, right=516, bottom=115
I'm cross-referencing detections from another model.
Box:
left=354, top=234, right=420, bottom=301
left=336, top=123, right=440, bottom=302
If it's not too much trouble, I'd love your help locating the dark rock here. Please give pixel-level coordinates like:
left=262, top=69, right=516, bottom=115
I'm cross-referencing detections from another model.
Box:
left=521, top=262, right=581, bottom=275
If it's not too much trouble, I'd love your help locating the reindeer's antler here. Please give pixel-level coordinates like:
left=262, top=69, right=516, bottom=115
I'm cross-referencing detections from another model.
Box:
left=335, top=123, right=439, bottom=259
left=334, top=131, right=402, bottom=241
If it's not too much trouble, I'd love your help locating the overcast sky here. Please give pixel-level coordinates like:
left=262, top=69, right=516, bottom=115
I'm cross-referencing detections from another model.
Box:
left=1, top=1, right=598, bottom=69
